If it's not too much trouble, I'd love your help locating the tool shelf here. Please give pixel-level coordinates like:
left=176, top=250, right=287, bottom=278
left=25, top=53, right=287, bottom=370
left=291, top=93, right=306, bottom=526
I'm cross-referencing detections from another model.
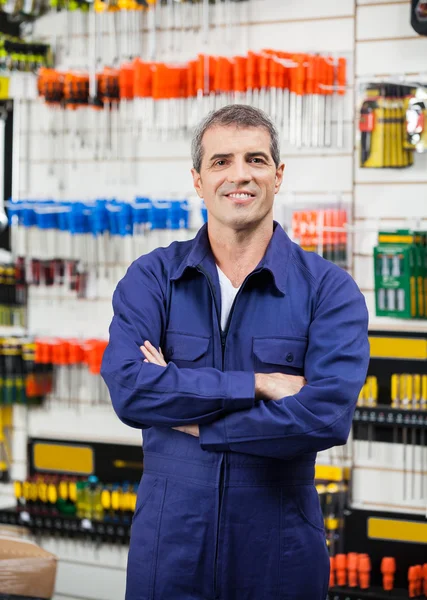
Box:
left=353, top=406, right=427, bottom=429
left=328, top=587, right=416, bottom=599
left=0, top=507, right=131, bottom=544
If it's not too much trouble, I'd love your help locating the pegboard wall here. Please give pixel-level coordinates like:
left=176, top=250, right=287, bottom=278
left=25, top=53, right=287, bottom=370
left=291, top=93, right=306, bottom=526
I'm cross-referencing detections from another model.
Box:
left=5, top=2, right=427, bottom=599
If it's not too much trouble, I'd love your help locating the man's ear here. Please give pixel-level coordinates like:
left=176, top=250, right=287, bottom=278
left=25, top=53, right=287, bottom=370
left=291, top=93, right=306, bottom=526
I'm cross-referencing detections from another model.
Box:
left=274, top=162, right=285, bottom=194
left=191, top=168, right=203, bottom=198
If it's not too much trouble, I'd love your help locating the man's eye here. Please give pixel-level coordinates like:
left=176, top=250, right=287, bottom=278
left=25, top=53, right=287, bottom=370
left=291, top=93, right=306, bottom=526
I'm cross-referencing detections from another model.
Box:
left=250, top=157, right=265, bottom=164
left=214, top=160, right=227, bottom=167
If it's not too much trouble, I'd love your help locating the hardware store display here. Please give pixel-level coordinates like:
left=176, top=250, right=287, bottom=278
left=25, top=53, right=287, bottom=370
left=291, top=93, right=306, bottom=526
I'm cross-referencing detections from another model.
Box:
left=37, top=51, right=347, bottom=150
left=0, top=261, right=26, bottom=327
left=358, top=83, right=427, bottom=169
left=374, top=230, right=427, bottom=320
left=8, top=197, right=198, bottom=297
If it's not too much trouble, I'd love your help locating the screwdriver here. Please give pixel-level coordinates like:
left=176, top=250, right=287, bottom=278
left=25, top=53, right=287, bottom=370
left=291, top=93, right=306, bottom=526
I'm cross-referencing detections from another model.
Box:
left=347, top=553, right=358, bottom=588
left=329, top=556, right=335, bottom=588
left=335, top=554, right=347, bottom=586
left=336, top=57, right=346, bottom=148
left=391, top=373, right=399, bottom=445
left=401, top=373, right=411, bottom=500
left=422, top=563, right=427, bottom=597
left=421, top=375, right=427, bottom=499
left=381, top=556, right=396, bottom=592
left=358, top=554, right=371, bottom=590
left=412, top=374, right=421, bottom=500
left=408, top=566, right=418, bottom=598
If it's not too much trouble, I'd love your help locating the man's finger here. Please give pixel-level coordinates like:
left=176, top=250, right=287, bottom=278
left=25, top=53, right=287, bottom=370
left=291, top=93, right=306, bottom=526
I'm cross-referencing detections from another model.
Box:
left=144, top=341, right=164, bottom=362
left=141, top=345, right=162, bottom=365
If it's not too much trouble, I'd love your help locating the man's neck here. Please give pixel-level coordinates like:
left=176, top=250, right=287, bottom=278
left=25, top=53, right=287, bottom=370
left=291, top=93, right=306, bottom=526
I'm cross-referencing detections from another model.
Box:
left=208, top=218, right=274, bottom=288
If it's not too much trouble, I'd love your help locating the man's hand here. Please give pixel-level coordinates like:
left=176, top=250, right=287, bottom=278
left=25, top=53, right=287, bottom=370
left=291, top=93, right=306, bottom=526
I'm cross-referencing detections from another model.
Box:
left=140, top=341, right=198, bottom=437
left=255, top=373, right=306, bottom=401
left=172, top=424, right=200, bottom=437
left=140, top=340, right=167, bottom=367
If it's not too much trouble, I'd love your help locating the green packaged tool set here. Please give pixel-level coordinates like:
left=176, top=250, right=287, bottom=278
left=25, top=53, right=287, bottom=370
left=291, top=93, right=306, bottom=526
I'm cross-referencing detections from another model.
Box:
left=374, top=229, right=427, bottom=320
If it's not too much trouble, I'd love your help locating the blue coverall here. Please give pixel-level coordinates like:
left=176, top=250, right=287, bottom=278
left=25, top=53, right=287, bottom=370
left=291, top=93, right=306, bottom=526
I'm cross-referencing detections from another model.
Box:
left=101, top=222, right=370, bottom=600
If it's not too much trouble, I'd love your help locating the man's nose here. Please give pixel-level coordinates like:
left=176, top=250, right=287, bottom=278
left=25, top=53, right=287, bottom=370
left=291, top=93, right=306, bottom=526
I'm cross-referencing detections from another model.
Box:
left=226, top=159, right=252, bottom=184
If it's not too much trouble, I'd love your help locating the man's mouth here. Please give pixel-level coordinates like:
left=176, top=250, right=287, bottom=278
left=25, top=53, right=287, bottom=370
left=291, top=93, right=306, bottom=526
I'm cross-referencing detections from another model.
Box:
left=226, top=192, right=256, bottom=200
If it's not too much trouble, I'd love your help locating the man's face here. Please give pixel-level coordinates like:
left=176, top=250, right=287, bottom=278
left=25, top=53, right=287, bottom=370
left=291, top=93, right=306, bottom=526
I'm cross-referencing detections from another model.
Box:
left=191, top=125, right=285, bottom=232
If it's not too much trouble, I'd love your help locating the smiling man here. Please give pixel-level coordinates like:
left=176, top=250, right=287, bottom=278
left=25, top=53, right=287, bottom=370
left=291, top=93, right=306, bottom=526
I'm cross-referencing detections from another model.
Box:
left=101, top=105, right=370, bottom=600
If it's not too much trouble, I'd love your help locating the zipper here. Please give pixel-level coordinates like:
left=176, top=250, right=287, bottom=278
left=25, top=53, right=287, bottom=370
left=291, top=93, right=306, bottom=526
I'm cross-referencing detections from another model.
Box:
left=197, top=264, right=260, bottom=599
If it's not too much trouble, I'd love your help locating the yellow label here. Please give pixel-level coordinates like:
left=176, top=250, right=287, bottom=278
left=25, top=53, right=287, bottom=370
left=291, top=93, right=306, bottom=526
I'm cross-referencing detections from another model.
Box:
left=33, top=442, right=94, bottom=475
left=0, top=76, right=9, bottom=100
left=368, top=517, right=427, bottom=544
left=369, top=337, right=427, bottom=360
left=378, top=234, right=414, bottom=244
left=315, top=465, right=346, bottom=482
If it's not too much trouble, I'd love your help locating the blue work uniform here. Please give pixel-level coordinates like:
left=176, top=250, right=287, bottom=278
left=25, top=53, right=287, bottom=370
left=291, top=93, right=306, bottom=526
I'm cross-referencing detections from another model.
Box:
left=101, top=222, right=370, bottom=600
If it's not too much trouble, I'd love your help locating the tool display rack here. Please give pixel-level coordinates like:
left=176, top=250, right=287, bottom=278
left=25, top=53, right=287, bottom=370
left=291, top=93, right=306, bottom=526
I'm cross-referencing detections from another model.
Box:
left=0, top=506, right=131, bottom=545
left=340, top=328, right=427, bottom=600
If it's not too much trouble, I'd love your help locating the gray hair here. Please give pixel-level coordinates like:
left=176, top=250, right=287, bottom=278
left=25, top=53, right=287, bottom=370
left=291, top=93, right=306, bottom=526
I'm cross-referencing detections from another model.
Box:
left=191, top=104, right=280, bottom=173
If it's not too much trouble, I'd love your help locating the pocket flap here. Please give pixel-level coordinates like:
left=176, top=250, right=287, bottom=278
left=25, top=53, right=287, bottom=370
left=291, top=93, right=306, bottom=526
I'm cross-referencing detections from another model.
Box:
left=165, top=332, right=210, bottom=361
left=253, top=337, right=307, bottom=368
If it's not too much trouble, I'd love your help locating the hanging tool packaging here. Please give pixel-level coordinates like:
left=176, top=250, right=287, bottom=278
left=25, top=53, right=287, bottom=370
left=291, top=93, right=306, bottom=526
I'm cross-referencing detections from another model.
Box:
left=359, top=82, right=427, bottom=169
left=373, top=229, right=427, bottom=320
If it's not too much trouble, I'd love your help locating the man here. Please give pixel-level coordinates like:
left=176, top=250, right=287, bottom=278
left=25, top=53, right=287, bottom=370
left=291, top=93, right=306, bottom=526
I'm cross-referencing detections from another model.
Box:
left=101, top=104, right=370, bottom=600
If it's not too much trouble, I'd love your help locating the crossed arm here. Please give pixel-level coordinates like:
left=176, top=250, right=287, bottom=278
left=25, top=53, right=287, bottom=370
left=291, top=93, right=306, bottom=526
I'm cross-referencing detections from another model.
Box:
left=140, top=340, right=306, bottom=438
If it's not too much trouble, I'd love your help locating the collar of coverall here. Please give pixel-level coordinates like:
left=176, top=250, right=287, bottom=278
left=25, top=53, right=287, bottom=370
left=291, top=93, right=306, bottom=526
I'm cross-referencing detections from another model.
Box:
left=170, top=221, right=291, bottom=295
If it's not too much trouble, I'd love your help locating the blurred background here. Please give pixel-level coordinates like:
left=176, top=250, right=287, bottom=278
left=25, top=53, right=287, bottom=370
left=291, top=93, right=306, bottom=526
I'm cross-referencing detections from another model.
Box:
left=0, top=1, right=427, bottom=599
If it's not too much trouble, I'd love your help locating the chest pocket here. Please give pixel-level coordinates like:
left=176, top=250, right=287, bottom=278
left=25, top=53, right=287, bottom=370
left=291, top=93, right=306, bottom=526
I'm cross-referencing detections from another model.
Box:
left=164, top=331, right=211, bottom=369
left=253, top=336, right=307, bottom=374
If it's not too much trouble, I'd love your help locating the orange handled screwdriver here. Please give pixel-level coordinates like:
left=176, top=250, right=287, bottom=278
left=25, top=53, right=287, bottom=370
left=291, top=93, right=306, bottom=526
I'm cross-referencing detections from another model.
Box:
left=408, top=566, right=418, bottom=598
left=329, top=556, right=335, bottom=588
left=358, top=554, right=371, bottom=590
left=347, top=553, right=358, bottom=588
left=335, top=554, right=347, bottom=586
left=422, top=563, right=427, bottom=596
left=381, top=557, right=396, bottom=592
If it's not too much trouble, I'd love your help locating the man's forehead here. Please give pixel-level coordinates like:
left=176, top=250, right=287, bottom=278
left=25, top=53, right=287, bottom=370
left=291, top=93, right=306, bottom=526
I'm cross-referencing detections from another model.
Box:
left=202, top=125, right=271, bottom=151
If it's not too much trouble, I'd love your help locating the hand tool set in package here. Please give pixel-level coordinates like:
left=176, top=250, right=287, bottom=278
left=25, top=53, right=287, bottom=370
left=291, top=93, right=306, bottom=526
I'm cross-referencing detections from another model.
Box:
left=37, top=51, right=347, bottom=151
left=359, top=82, right=427, bottom=168
left=0, top=262, right=27, bottom=327
left=373, top=230, right=427, bottom=320
left=0, top=35, right=51, bottom=72
left=291, top=208, right=348, bottom=269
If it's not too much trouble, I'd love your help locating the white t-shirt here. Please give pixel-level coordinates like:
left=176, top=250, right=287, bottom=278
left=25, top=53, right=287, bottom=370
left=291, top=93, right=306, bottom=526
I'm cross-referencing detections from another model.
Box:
left=216, top=266, right=241, bottom=331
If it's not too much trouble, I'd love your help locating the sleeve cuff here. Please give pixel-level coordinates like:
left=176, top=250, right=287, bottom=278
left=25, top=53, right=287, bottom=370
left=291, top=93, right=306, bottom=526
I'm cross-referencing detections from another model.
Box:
left=199, top=418, right=229, bottom=452
left=225, top=371, right=255, bottom=413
